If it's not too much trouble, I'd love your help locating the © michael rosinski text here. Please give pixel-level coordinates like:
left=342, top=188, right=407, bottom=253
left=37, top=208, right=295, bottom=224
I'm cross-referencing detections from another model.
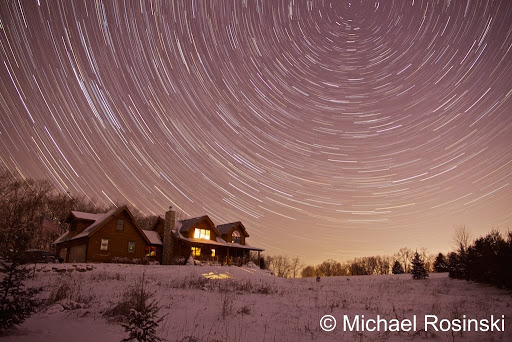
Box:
left=320, top=314, right=506, bottom=333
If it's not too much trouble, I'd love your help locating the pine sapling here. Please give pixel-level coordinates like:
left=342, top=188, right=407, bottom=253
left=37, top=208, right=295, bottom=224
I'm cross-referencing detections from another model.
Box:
left=121, top=273, right=165, bottom=342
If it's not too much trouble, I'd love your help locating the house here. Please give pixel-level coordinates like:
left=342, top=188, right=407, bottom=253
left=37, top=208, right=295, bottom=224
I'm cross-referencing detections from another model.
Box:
left=54, top=206, right=161, bottom=263
left=152, top=210, right=263, bottom=265
left=54, top=206, right=263, bottom=265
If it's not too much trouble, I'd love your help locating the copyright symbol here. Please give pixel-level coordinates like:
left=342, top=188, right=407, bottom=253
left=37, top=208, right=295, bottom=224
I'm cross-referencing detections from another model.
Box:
left=320, top=315, right=336, bottom=332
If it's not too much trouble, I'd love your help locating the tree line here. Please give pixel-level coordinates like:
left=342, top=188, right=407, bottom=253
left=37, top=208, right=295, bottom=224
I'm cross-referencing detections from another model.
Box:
left=447, top=227, right=512, bottom=289
left=299, top=248, right=438, bottom=278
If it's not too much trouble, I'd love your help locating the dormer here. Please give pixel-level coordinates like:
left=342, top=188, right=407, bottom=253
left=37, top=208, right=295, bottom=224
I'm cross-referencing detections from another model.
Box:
left=179, top=215, right=220, bottom=241
left=64, top=211, right=101, bottom=239
left=216, top=221, right=249, bottom=245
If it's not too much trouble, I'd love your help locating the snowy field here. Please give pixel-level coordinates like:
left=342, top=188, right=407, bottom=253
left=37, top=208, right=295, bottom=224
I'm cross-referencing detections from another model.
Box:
left=2, top=263, right=511, bottom=342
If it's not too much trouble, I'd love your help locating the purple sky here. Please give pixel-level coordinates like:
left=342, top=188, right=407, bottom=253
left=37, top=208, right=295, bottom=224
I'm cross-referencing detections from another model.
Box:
left=1, top=0, right=511, bottom=264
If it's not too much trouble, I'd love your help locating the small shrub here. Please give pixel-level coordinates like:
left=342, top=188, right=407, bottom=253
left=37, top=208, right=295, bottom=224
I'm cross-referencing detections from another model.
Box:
left=48, top=281, right=71, bottom=304
left=237, top=305, right=251, bottom=315
left=120, top=273, right=166, bottom=342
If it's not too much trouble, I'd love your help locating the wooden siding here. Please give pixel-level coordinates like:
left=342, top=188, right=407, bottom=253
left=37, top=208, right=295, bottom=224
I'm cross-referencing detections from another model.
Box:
left=86, top=210, right=147, bottom=263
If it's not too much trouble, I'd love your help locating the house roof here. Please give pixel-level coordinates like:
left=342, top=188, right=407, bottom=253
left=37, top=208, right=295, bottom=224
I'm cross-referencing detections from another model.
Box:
left=216, top=221, right=249, bottom=237
left=143, top=230, right=162, bottom=245
left=73, top=209, right=117, bottom=239
left=66, top=211, right=106, bottom=222
left=54, top=206, right=150, bottom=245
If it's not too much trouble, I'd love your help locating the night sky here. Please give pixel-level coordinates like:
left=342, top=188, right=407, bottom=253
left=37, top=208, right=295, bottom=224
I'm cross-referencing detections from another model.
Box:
left=1, top=0, right=511, bottom=264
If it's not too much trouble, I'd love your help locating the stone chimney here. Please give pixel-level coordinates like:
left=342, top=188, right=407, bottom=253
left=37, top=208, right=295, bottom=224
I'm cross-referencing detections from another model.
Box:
left=162, top=206, right=176, bottom=265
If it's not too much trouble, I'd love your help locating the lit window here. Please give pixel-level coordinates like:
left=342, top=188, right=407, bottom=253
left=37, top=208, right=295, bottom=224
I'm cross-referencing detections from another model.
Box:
left=232, top=231, right=241, bottom=244
left=100, top=239, right=109, bottom=251
left=211, top=249, right=215, bottom=257
left=128, top=241, right=135, bottom=253
left=191, top=247, right=201, bottom=256
left=116, top=219, right=124, bottom=231
left=145, top=246, right=157, bottom=257
left=193, top=228, right=210, bottom=240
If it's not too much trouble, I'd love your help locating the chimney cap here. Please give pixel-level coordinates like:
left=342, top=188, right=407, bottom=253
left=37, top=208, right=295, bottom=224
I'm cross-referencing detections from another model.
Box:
left=168, top=206, right=173, bottom=210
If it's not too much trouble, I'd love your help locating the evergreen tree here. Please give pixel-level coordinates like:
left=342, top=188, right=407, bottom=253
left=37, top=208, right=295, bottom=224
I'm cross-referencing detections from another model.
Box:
left=411, top=252, right=429, bottom=280
left=121, top=274, right=165, bottom=342
left=433, top=253, right=449, bottom=272
left=391, top=260, right=404, bottom=274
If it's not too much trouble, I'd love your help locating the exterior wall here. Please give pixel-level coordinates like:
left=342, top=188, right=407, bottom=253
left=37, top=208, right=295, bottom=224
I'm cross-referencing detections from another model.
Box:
left=86, top=210, right=147, bottom=263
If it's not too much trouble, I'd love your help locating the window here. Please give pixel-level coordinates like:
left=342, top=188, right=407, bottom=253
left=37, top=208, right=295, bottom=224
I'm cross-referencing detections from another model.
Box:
left=116, top=219, right=124, bottom=231
left=211, top=249, right=216, bottom=257
left=145, top=246, right=157, bottom=257
left=232, top=231, right=241, bottom=244
left=128, top=241, right=135, bottom=253
left=193, top=228, right=210, bottom=240
left=100, top=239, right=109, bottom=251
left=191, top=247, right=201, bottom=257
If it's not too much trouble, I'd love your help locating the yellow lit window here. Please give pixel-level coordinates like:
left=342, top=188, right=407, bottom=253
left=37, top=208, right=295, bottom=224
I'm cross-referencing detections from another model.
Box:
left=145, top=246, right=157, bottom=257
left=211, top=249, right=215, bottom=257
left=193, top=228, right=210, bottom=240
left=192, top=247, right=201, bottom=256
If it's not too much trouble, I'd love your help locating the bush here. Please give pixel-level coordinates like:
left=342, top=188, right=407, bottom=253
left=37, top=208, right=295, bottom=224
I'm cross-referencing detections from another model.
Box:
left=120, top=273, right=166, bottom=342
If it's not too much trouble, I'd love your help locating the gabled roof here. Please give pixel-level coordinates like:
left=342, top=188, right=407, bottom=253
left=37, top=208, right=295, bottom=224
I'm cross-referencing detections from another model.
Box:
left=65, top=211, right=106, bottom=223
left=54, top=206, right=150, bottom=244
left=216, top=221, right=249, bottom=237
left=150, top=216, right=164, bottom=231
left=179, top=215, right=220, bottom=236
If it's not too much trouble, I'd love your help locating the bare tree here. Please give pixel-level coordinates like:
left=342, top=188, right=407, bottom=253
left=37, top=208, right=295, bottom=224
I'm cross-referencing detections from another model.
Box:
left=0, top=172, right=45, bottom=331
left=290, top=257, right=304, bottom=278
left=264, top=255, right=292, bottom=278
left=453, top=224, right=472, bottom=252
left=396, top=247, right=414, bottom=273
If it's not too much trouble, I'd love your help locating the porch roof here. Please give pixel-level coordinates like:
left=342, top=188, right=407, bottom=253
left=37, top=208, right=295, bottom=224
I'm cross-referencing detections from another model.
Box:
left=174, top=232, right=264, bottom=252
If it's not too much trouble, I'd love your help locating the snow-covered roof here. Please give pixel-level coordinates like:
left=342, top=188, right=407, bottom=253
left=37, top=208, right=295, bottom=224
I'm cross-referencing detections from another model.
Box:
left=143, top=230, right=163, bottom=245
left=73, top=209, right=117, bottom=239
left=55, top=207, right=150, bottom=245
left=70, top=211, right=107, bottom=221
left=53, top=231, right=68, bottom=245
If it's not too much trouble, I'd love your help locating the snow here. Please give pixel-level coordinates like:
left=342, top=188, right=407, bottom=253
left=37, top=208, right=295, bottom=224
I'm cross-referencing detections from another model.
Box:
left=142, top=230, right=163, bottom=245
left=2, top=265, right=511, bottom=342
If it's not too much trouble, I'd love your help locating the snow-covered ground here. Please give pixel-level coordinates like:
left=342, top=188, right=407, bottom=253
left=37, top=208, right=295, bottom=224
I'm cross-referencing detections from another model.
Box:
left=2, top=263, right=511, bottom=342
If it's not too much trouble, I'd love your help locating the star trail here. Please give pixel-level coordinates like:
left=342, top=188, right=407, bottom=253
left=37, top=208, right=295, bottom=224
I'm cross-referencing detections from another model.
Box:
left=1, top=0, right=511, bottom=264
